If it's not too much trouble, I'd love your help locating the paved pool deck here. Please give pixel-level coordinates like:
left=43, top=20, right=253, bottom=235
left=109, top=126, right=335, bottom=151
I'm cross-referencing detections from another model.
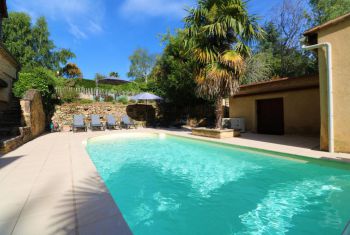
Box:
left=0, top=128, right=349, bottom=235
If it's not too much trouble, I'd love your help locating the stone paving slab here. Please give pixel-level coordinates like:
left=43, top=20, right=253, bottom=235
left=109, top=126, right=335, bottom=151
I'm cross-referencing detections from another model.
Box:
left=0, top=128, right=349, bottom=235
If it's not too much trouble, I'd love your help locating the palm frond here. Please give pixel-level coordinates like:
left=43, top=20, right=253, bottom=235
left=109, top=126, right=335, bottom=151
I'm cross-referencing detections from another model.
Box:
left=219, top=50, right=244, bottom=72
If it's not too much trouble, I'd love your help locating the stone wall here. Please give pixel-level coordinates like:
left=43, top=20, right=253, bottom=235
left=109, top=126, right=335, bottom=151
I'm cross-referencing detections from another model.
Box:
left=52, top=102, right=158, bottom=129
left=20, top=90, right=46, bottom=138
left=52, top=103, right=128, bottom=128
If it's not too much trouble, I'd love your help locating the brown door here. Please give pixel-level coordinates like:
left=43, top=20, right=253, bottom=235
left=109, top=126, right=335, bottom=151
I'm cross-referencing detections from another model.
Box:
left=257, top=98, right=284, bottom=135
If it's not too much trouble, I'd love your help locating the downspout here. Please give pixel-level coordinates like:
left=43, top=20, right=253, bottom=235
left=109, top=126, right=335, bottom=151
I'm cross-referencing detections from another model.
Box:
left=302, top=43, right=334, bottom=153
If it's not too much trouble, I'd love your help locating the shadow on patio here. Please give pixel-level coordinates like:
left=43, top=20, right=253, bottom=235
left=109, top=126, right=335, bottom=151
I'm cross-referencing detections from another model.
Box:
left=10, top=172, right=132, bottom=235
left=0, top=155, right=23, bottom=169
left=47, top=173, right=131, bottom=235
left=237, top=133, right=320, bottom=150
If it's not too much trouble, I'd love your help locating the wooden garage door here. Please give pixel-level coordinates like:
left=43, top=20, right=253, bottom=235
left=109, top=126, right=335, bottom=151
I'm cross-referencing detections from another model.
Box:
left=257, top=98, right=284, bottom=135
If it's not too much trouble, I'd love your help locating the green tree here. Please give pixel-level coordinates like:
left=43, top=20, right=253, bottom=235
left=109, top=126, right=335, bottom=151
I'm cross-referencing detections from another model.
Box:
left=2, top=12, right=35, bottom=69
left=61, top=63, right=83, bottom=79
left=13, top=67, right=57, bottom=114
left=127, top=48, right=155, bottom=83
left=309, top=0, right=350, bottom=25
left=109, top=72, right=119, bottom=78
left=94, top=73, right=105, bottom=87
left=2, top=12, right=75, bottom=70
left=149, top=31, right=204, bottom=107
left=184, top=0, right=262, bottom=128
left=254, top=0, right=318, bottom=79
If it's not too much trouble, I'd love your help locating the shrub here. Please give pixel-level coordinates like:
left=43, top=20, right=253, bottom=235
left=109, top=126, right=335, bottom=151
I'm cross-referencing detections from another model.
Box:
left=117, top=95, right=129, bottom=105
left=78, top=99, right=93, bottom=104
left=13, top=67, right=56, bottom=113
left=60, top=89, right=79, bottom=103
left=104, top=95, right=114, bottom=102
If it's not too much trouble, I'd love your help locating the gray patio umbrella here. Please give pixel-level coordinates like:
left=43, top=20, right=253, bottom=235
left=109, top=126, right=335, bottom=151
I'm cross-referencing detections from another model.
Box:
left=131, top=92, right=163, bottom=104
left=131, top=93, right=163, bottom=124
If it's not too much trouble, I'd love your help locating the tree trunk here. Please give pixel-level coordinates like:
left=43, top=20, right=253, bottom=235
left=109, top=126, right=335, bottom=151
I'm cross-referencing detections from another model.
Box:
left=215, top=97, right=223, bottom=129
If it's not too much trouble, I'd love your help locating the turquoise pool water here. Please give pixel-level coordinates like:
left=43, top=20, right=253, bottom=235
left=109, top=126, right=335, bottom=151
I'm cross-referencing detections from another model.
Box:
left=86, top=133, right=350, bottom=235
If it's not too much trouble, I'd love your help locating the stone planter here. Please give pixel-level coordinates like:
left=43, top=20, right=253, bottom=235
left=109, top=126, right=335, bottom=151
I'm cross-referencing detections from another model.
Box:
left=192, top=128, right=240, bottom=139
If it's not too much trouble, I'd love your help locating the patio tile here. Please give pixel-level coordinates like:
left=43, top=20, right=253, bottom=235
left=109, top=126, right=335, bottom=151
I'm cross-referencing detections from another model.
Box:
left=12, top=212, right=77, bottom=235
left=76, top=194, right=120, bottom=227
left=78, top=215, right=132, bottom=235
left=0, top=219, right=17, bottom=235
left=20, top=193, right=75, bottom=218
left=0, top=201, right=24, bottom=222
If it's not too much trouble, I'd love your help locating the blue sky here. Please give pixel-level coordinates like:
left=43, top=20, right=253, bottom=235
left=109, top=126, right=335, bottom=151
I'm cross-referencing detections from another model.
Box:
left=8, top=0, right=281, bottom=80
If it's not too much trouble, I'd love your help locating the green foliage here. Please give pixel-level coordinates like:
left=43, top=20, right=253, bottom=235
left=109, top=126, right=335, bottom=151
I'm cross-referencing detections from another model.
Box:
left=127, top=48, right=156, bottom=82
left=77, top=99, right=93, bottom=104
left=109, top=72, right=119, bottom=78
left=117, top=96, right=129, bottom=105
left=61, top=63, right=83, bottom=79
left=184, top=0, right=262, bottom=128
left=103, top=95, right=114, bottom=102
left=255, top=21, right=317, bottom=79
left=2, top=13, right=75, bottom=70
left=13, top=67, right=57, bottom=113
left=241, top=53, right=273, bottom=85
left=148, top=31, right=204, bottom=107
left=59, top=89, right=79, bottom=103
left=184, top=0, right=263, bottom=100
left=94, top=73, right=104, bottom=83
left=308, top=0, right=350, bottom=25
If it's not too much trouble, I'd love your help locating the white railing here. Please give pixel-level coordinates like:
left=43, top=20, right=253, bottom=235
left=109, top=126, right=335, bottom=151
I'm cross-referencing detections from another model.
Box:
left=55, top=87, right=137, bottom=100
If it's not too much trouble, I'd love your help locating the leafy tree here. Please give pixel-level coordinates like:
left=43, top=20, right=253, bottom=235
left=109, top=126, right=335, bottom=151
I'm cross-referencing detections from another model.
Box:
left=109, top=72, right=119, bottom=78
left=255, top=1, right=318, bottom=79
left=61, top=63, right=83, bottom=79
left=2, top=12, right=35, bottom=69
left=149, top=32, right=204, bottom=106
left=309, top=0, right=350, bottom=25
left=2, top=12, right=75, bottom=70
left=94, top=73, right=105, bottom=87
left=184, top=0, right=262, bottom=128
left=127, top=48, right=156, bottom=83
left=241, top=53, right=273, bottom=85
left=13, top=67, right=57, bottom=114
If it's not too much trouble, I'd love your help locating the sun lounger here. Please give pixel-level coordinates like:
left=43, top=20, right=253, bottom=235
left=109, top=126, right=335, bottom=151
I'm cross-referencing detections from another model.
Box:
left=72, top=115, right=87, bottom=132
left=90, top=114, right=104, bottom=131
left=121, top=115, right=137, bottom=129
left=106, top=114, right=119, bottom=129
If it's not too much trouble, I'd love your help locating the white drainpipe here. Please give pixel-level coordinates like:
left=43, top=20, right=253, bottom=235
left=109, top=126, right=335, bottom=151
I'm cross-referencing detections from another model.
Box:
left=302, top=43, right=334, bottom=153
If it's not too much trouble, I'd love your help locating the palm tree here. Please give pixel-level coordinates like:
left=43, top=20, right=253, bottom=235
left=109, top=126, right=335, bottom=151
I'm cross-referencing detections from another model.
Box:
left=184, top=0, right=263, bottom=128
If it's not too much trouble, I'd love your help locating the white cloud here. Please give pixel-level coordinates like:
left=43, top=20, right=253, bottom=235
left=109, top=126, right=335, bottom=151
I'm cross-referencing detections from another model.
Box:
left=8, top=0, right=105, bottom=39
left=120, top=0, right=194, bottom=19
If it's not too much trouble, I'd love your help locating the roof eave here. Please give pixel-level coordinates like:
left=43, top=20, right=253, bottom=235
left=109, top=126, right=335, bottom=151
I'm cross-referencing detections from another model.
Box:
left=304, top=13, right=350, bottom=36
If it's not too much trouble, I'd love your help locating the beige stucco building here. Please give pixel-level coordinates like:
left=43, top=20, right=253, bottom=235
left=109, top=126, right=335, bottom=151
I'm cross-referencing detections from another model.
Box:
left=304, top=13, right=350, bottom=153
left=0, top=44, right=19, bottom=106
left=230, top=13, right=350, bottom=153
left=0, top=0, right=19, bottom=109
left=230, top=76, right=320, bottom=136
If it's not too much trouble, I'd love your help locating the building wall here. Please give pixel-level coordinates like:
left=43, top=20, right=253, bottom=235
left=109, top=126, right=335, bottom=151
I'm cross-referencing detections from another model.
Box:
left=229, top=88, right=320, bottom=135
left=317, top=20, right=350, bottom=152
left=0, top=45, right=18, bottom=104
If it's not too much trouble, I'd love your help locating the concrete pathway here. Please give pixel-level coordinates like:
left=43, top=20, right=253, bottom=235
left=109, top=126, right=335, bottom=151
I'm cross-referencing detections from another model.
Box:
left=0, top=128, right=349, bottom=235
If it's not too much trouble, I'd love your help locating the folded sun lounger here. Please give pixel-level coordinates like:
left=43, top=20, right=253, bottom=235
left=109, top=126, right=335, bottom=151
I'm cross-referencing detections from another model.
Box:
left=106, top=114, right=119, bottom=129
left=72, top=115, right=87, bottom=132
left=121, top=115, right=137, bottom=129
left=90, top=114, right=104, bottom=131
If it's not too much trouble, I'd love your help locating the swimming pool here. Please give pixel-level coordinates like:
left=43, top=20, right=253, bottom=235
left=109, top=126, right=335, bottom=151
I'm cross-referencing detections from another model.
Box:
left=86, top=133, right=350, bottom=235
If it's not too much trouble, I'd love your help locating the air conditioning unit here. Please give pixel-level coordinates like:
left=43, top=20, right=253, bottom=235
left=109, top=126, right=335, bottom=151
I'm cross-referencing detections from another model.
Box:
left=231, top=118, right=246, bottom=132
left=221, top=118, right=246, bottom=132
